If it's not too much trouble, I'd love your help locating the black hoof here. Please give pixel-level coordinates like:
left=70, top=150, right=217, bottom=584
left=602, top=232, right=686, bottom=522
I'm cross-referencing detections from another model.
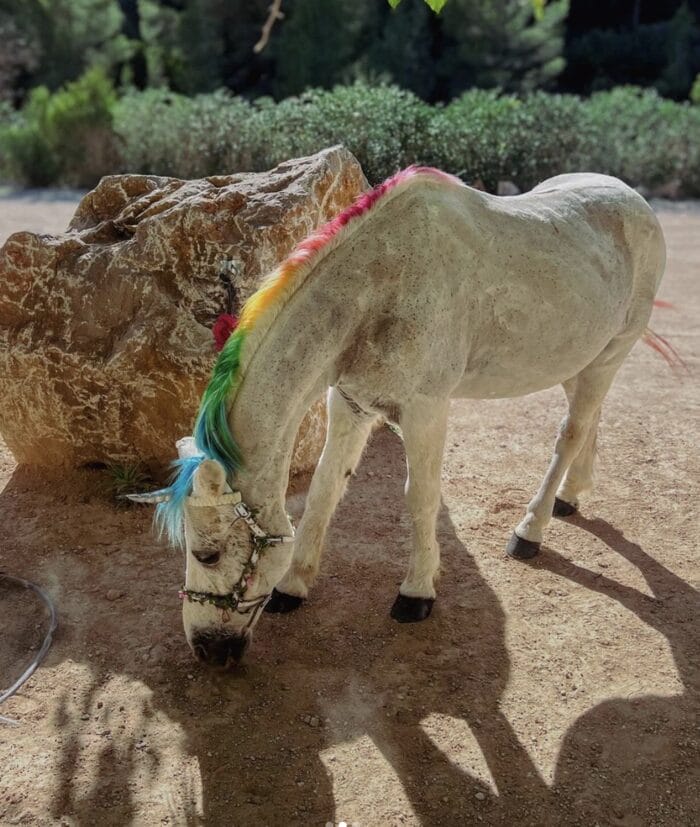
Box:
left=506, top=533, right=541, bottom=560
left=390, top=593, right=434, bottom=623
left=264, top=589, right=304, bottom=614
left=553, top=497, right=578, bottom=518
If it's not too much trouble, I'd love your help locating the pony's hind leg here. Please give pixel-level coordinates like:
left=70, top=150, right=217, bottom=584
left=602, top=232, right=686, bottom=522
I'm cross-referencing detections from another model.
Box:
left=553, top=415, right=600, bottom=517
left=507, top=331, right=638, bottom=560
left=553, top=380, right=601, bottom=517
left=266, top=386, right=377, bottom=613
left=390, top=396, right=450, bottom=623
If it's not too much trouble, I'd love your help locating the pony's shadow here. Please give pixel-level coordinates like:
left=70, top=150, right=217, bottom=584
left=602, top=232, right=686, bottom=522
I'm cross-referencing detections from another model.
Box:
left=3, top=431, right=536, bottom=824
left=2, top=430, right=697, bottom=825
left=537, top=514, right=699, bottom=821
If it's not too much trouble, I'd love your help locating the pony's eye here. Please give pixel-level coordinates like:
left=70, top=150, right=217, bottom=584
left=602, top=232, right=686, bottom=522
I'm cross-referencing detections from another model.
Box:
left=194, top=550, right=221, bottom=566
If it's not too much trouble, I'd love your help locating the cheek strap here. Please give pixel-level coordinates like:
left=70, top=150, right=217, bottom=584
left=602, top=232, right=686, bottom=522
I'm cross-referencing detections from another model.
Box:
left=180, top=494, right=294, bottom=615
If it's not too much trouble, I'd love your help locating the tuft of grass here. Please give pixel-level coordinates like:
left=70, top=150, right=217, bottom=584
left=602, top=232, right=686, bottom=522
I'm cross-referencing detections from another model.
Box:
left=101, top=462, right=154, bottom=506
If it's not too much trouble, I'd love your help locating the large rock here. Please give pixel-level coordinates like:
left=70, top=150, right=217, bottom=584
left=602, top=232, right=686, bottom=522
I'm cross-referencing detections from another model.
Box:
left=0, top=146, right=368, bottom=473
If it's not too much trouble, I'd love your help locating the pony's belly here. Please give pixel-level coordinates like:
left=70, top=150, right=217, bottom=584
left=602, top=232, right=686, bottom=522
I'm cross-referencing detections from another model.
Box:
left=454, top=369, right=575, bottom=400
left=452, top=332, right=614, bottom=400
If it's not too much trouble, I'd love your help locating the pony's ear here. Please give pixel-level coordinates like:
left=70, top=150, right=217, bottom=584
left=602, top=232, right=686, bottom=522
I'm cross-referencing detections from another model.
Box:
left=192, top=459, right=227, bottom=498
left=176, top=436, right=199, bottom=460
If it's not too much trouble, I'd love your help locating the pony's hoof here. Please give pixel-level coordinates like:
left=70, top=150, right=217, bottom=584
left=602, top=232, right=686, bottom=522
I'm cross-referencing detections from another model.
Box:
left=553, top=497, right=578, bottom=518
left=264, top=589, right=304, bottom=614
left=390, top=593, right=434, bottom=623
left=506, top=533, right=541, bottom=560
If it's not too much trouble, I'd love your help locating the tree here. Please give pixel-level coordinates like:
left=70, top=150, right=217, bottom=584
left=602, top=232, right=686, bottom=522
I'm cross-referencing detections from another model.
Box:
left=440, top=0, right=569, bottom=95
left=563, top=2, right=700, bottom=99
left=657, top=3, right=700, bottom=99
left=272, top=0, right=370, bottom=98
left=0, top=0, right=132, bottom=93
left=367, top=0, right=437, bottom=100
left=0, top=15, right=40, bottom=102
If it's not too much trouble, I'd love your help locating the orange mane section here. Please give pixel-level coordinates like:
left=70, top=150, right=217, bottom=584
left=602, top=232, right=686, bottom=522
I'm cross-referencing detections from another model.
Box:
left=236, top=166, right=463, bottom=336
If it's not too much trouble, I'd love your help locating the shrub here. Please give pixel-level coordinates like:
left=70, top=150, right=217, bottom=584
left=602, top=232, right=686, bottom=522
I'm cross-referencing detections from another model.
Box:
left=0, top=87, right=61, bottom=186
left=583, top=87, right=700, bottom=194
left=426, top=86, right=700, bottom=195
left=245, top=82, right=432, bottom=182
left=6, top=78, right=700, bottom=196
left=0, top=67, right=116, bottom=187
left=425, top=89, right=592, bottom=190
left=113, top=88, right=255, bottom=179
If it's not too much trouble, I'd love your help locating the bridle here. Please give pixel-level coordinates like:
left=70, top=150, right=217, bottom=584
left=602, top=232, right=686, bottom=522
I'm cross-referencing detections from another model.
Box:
left=178, top=491, right=294, bottom=626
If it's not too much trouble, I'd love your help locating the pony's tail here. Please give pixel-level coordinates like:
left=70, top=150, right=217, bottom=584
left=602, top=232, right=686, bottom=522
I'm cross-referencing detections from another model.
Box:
left=642, top=329, right=686, bottom=372
left=642, top=299, right=687, bottom=373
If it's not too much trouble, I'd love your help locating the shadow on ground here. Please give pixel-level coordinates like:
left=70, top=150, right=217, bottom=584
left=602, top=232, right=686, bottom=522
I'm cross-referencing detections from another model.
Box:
left=0, top=428, right=697, bottom=825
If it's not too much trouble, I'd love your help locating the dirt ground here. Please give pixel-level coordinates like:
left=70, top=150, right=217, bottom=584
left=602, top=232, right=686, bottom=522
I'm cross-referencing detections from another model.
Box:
left=0, top=196, right=698, bottom=827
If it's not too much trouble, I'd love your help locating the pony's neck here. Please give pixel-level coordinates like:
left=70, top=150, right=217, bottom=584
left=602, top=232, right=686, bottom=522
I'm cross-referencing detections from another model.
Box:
left=227, top=255, right=353, bottom=535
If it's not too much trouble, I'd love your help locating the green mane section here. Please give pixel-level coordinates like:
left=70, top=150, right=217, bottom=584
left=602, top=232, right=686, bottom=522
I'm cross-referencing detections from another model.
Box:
left=193, top=327, right=247, bottom=475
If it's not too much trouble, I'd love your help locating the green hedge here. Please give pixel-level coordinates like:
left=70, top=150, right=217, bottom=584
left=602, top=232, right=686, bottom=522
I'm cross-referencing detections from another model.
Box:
left=0, top=69, right=116, bottom=187
left=2, top=77, right=700, bottom=196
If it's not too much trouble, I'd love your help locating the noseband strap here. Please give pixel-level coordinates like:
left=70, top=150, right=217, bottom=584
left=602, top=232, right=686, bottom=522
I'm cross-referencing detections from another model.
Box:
left=179, top=493, right=294, bottom=617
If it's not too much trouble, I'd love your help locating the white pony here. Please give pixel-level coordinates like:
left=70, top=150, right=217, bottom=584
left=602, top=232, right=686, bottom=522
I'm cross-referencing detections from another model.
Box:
left=131, top=166, right=666, bottom=667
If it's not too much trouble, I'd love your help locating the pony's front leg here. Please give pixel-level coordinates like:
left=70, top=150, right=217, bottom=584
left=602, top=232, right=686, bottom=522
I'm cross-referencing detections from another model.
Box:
left=266, top=387, right=377, bottom=613
left=390, top=397, right=450, bottom=623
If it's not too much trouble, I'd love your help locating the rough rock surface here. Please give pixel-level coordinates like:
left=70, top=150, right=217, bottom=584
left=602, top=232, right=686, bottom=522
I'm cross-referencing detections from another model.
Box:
left=0, top=146, right=368, bottom=473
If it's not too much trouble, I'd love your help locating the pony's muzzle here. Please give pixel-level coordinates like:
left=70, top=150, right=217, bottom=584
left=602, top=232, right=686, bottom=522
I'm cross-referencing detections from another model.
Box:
left=192, top=632, right=250, bottom=667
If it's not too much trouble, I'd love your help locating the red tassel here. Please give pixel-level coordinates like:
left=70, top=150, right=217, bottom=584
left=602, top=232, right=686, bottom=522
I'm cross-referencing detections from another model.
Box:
left=212, top=314, right=239, bottom=352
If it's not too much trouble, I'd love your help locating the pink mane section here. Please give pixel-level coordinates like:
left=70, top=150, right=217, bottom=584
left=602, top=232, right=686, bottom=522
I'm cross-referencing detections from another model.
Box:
left=283, top=165, right=463, bottom=270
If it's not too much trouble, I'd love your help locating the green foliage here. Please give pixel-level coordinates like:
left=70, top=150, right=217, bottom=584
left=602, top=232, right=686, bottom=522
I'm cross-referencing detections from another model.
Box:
left=582, top=86, right=700, bottom=194
left=691, top=74, right=700, bottom=103
left=389, top=0, right=449, bottom=11
left=5, top=77, right=700, bottom=196
left=0, top=88, right=59, bottom=185
left=389, top=0, right=545, bottom=12
left=657, top=3, right=700, bottom=100
left=367, top=0, right=436, bottom=100
left=111, top=80, right=700, bottom=196
left=2, top=0, right=131, bottom=93
left=440, top=0, right=569, bottom=95
left=114, top=87, right=254, bottom=177
left=426, top=88, right=590, bottom=190
left=102, top=462, right=154, bottom=505
left=0, top=67, right=116, bottom=186
left=565, top=4, right=700, bottom=100
left=0, top=13, right=40, bottom=102
left=272, top=0, right=370, bottom=99
left=246, top=83, right=431, bottom=182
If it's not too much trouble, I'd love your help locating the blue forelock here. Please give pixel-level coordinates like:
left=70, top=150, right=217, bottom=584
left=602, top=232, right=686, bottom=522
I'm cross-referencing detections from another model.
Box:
left=154, top=454, right=206, bottom=547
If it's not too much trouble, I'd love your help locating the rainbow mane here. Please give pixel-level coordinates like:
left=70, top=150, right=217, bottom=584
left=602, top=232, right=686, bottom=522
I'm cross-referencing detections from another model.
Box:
left=153, top=165, right=463, bottom=545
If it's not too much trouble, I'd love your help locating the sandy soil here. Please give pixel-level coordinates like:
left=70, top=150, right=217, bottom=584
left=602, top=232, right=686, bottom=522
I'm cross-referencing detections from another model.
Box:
left=0, top=189, right=86, bottom=245
left=0, top=197, right=698, bottom=826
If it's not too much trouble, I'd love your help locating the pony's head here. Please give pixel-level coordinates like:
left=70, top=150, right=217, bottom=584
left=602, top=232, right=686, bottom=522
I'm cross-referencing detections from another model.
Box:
left=129, top=438, right=294, bottom=668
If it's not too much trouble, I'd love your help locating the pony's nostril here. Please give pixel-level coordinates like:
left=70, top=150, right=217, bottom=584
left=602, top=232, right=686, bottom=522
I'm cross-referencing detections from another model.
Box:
left=195, top=551, right=221, bottom=566
left=194, top=643, right=207, bottom=661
